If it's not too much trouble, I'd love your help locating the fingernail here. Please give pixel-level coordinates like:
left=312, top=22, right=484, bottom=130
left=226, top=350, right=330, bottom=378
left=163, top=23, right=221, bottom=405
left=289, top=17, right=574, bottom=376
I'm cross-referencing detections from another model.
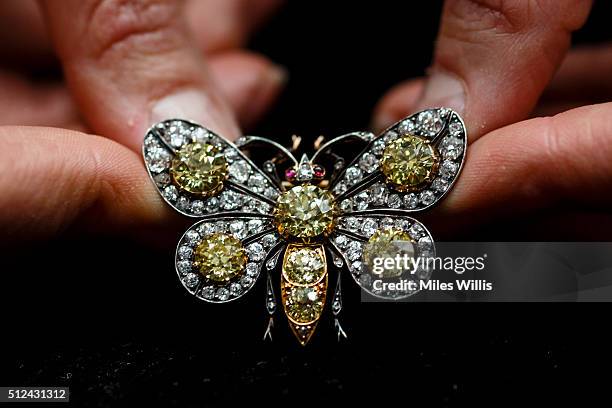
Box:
left=372, top=113, right=396, bottom=133
left=238, top=64, right=288, bottom=125
left=417, top=69, right=465, bottom=114
left=150, top=89, right=241, bottom=140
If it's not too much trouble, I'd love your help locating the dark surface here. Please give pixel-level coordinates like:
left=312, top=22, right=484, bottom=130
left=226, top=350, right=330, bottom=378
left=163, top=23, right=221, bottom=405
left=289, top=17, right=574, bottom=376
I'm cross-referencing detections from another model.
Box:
left=2, top=1, right=612, bottom=406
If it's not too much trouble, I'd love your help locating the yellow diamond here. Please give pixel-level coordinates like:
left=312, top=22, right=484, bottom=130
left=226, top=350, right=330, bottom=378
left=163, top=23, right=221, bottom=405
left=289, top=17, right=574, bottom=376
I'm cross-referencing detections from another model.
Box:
left=194, top=233, right=246, bottom=282
left=170, top=142, right=227, bottom=196
left=362, top=227, right=415, bottom=278
left=275, top=185, right=335, bottom=238
left=381, top=135, right=439, bottom=191
left=284, top=246, right=326, bottom=285
left=285, top=285, right=325, bottom=323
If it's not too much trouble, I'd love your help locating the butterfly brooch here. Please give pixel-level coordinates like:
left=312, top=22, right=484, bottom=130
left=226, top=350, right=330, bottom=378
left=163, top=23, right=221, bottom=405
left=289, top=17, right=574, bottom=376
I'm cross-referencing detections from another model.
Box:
left=142, top=108, right=467, bottom=345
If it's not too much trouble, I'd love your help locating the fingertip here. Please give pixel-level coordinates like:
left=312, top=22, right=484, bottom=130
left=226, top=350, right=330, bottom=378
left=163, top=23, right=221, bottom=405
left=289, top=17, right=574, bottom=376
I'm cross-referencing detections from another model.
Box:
left=372, top=78, right=425, bottom=132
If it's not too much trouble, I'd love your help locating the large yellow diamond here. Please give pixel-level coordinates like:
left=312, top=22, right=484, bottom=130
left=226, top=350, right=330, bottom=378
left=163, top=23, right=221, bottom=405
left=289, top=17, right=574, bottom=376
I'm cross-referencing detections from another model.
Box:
left=284, top=285, right=326, bottom=324
left=283, top=245, right=326, bottom=285
left=170, top=142, right=227, bottom=196
left=275, top=185, right=335, bottom=238
left=362, top=227, right=415, bottom=278
left=381, top=135, right=439, bottom=191
left=194, top=233, right=246, bottom=282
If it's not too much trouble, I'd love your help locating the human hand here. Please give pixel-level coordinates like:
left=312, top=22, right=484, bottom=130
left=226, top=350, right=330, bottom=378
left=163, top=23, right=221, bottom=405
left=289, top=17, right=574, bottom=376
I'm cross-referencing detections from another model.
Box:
left=0, top=0, right=286, bottom=244
left=374, top=0, right=612, bottom=239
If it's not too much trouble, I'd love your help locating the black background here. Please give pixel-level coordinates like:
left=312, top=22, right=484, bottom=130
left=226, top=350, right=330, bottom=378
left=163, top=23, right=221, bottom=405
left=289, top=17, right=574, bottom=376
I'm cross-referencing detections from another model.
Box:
left=2, top=1, right=612, bottom=406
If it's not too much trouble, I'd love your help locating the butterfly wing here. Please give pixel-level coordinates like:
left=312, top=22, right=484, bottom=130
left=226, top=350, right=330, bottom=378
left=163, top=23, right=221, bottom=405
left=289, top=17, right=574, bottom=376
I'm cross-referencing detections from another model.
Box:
left=143, top=119, right=281, bottom=217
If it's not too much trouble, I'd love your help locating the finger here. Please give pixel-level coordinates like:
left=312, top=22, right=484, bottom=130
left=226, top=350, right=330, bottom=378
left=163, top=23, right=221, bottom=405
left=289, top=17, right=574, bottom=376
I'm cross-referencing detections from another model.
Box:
left=208, top=51, right=287, bottom=129
left=39, top=0, right=241, bottom=152
left=372, top=78, right=424, bottom=132
left=425, top=102, right=612, bottom=236
left=186, top=0, right=283, bottom=53
left=0, top=126, right=175, bottom=245
left=374, top=0, right=593, bottom=141
left=0, top=0, right=53, bottom=65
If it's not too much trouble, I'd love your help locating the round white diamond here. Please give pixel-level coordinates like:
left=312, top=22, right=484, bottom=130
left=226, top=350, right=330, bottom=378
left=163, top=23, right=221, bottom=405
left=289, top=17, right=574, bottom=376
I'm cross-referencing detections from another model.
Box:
left=228, top=161, right=251, bottom=183
left=395, top=219, right=411, bottom=231
left=448, top=121, right=463, bottom=136
left=417, top=110, right=443, bottom=137
left=340, top=199, right=353, bottom=212
left=432, top=178, right=449, bottom=192
left=246, top=263, right=258, bottom=277
left=197, top=223, right=215, bottom=236
left=264, top=187, right=279, bottom=199
left=333, top=255, right=343, bottom=267
left=201, top=286, right=215, bottom=299
left=359, top=274, right=372, bottom=287
left=183, top=273, right=199, bottom=288
left=420, top=190, right=436, bottom=206
left=261, top=234, right=276, bottom=248
left=353, top=191, right=370, bottom=210
left=229, top=220, right=246, bottom=239
left=248, top=242, right=265, bottom=261
left=240, top=276, right=254, bottom=288
left=381, top=217, right=395, bottom=229
left=371, top=139, right=385, bottom=156
left=347, top=241, right=362, bottom=261
left=163, top=185, right=178, bottom=202
left=184, top=230, right=200, bottom=245
left=248, top=219, right=263, bottom=233
left=383, top=131, right=399, bottom=143
left=387, top=194, right=401, bottom=209
left=178, top=246, right=193, bottom=259
left=333, top=181, right=348, bottom=195
left=223, top=148, right=238, bottom=162
left=440, top=161, right=459, bottom=179
left=153, top=172, right=170, bottom=187
left=359, top=153, right=379, bottom=173
left=191, top=200, right=205, bottom=215
left=369, top=183, right=388, bottom=206
left=247, top=173, right=267, bottom=193
left=398, top=119, right=415, bottom=135
left=177, top=260, right=191, bottom=274
left=403, top=193, right=418, bottom=209
left=352, top=261, right=363, bottom=273
left=230, top=282, right=243, bottom=296
left=410, top=223, right=425, bottom=237
left=206, top=197, right=219, bottom=213
left=191, top=127, right=208, bottom=143
left=220, top=191, right=242, bottom=210
left=335, top=234, right=348, bottom=249
left=216, top=288, right=230, bottom=301
left=345, top=166, right=363, bottom=185
left=441, top=136, right=464, bottom=160
left=177, top=196, right=190, bottom=211
left=296, top=163, right=314, bottom=181
left=147, top=146, right=171, bottom=173
left=344, top=217, right=359, bottom=232
left=361, top=219, right=378, bottom=237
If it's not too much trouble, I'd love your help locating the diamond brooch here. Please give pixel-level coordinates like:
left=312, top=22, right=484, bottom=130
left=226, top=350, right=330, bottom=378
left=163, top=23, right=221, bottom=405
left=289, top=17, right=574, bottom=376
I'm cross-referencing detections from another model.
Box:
left=143, top=108, right=467, bottom=345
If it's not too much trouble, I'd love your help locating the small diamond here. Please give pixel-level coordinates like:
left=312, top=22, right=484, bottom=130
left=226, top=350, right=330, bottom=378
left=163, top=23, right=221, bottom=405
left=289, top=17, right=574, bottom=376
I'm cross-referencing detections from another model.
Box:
left=191, top=200, right=204, bottom=215
left=361, top=218, right=378, bottom=237
left=178, top=246, right=193, bottom=259
left=184, top=230, right=200, bottom=245
left=371, top=139, right=385, bottom=156
left=359, top=153, right=379, bottom=173
left=369, top=183, right=388, bottom=206
left=448, top=121, right=463, bottom=136
left=352, top=261, right=363, bottom=273
left=223, top=148, right=238, bottom=162
left=335, top=235, right=348, bottom=249
left=359, top=274, right=372, bottom=287
left=440, top=160, right=459, bottom=179
left=247, top=173, right=267, bottom=193
left=197, top=223, right=215, bottom=236
left=403, top=193, right=418, bottom=209
left=177, top=196, right=190, bottom=211
left=344, top=166, right=363, bottom=185
left=418, top=236, right=434, bottom=252
left=235, top=137, right=248, bottom=147
left=353, top=191, right=370, bottom=210
left=432, top=178, right=449, bottom=192
left=346, top=241, right=362, bottom=261
left=264, top=187, right=279, bottom=199
left=263, top=161, right=275, bottom=173
left=409, top=223, right=425, bottom=237
left=381, top=217, right=394, bottom=229
left=248, top=219, right=263, bottom=233
left=441, top=136, right=464, bottom=160
left=340, top=199, right=353, bottom=213
left=229, top=220, right=246, bottom=239
left=240, top=275, right=254, bottom=288
left=383, top=131, right=399, bottom=143
left=191, top=127, right=208, bottom=143
left=395, top=219, right=411, bottom=231
left=163, top=185, right=178, bottom=202
left=153, top=172, right=170, bottom=187
left=246, top=263, right=259, bottom=277
left=177, top=260, right=191, bottom=274
left=201, top=286, right=215, bottom=299
left=247, top=242, right=265, bottom=261
left=332, top=255, right=343, bottom=267
left=146, top=146, right=171, bottom=173
left=296, top=163, right=314, bottom=181
left=206, top=197, right=219, bottom=213
left=344, top=217, right=359, bottom=232
left=333, top=181, right=347, bottom=195
left=216, top=288, right=230, bottom=301
left=220, top=191, right=242, bottom=210
left=170, top=133, right=186, bottom=148
left=261, top=234, right=277, bottom=248
left=420, top=190, right=436, bottom=206
left=416, top=110, right=443, bottom=137
left=387, top=194, right=401, bottom=209
left=398, top=119, right=415, bottom=135
left=228, top=161, right=251, bottom=183
left=183, top=273, right=199, bottom=288
left=266, top=257, right=277, bottom=270
left=230, top=282, right=243, bottom=296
